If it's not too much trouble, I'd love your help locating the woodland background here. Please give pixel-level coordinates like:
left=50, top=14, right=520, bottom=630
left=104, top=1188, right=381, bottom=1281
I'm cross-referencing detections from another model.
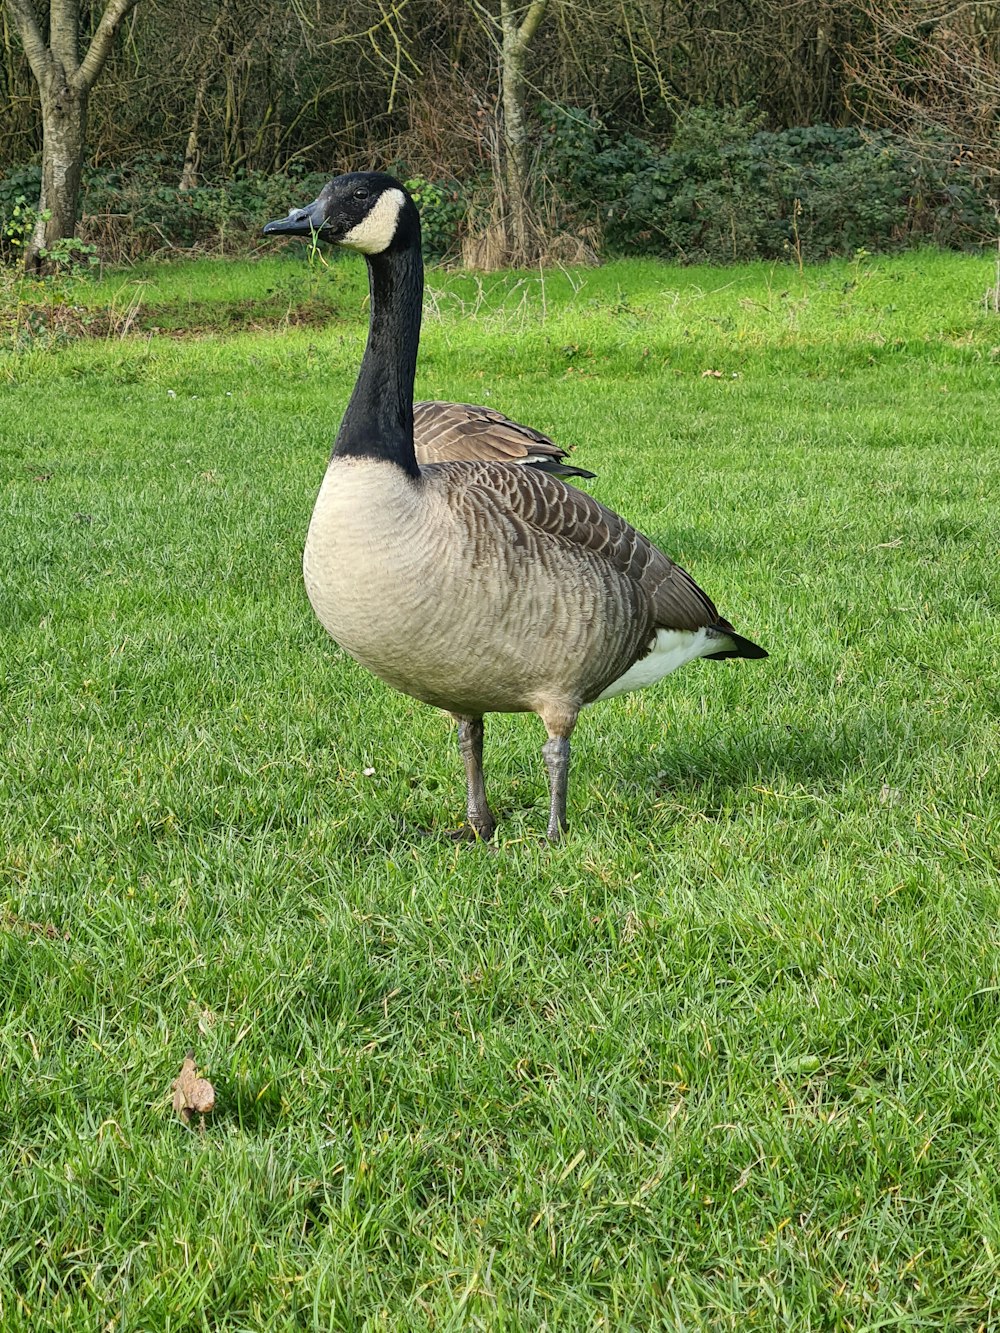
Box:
left=1, top=0, right=998, bottom=267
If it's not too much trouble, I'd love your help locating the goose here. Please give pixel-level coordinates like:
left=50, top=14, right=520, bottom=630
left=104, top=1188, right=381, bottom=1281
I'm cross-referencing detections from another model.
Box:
left=263, top=172, right=767, bottom=842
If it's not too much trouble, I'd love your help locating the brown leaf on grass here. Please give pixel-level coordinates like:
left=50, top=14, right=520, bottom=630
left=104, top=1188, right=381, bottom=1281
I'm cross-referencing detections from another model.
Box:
left=172, top=1050, right=216, bottom=1128
left=2, top=909, right=67, bottom=940
left=701, top=368, right=724, bottom=378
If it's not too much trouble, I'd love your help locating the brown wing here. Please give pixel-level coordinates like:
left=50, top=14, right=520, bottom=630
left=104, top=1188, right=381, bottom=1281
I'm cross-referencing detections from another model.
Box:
left=440, top=460, right=724, bottom=633
left=413, top=401, right=595, bottom=478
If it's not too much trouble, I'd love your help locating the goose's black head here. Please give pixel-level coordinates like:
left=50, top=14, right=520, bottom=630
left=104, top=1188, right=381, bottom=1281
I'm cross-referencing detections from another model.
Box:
left=262, top=172, right=419, bottom=255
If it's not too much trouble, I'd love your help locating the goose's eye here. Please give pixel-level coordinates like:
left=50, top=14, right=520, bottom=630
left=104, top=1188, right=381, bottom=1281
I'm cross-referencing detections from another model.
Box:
left=353, top=188, right=369, bottom=200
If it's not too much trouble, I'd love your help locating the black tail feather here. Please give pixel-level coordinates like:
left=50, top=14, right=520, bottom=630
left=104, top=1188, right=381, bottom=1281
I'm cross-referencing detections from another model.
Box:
left=704, top=623, right=768, bottom=660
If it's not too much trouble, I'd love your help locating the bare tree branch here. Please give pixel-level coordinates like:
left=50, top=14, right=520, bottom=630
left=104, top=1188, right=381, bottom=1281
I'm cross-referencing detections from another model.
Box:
left=76, top=0, right=141, bottom=91
left=845, top=0, right=999, bottom=174
left=513, top=0, right=547, bottom=50
left=3, top=0, right=53, bottom=84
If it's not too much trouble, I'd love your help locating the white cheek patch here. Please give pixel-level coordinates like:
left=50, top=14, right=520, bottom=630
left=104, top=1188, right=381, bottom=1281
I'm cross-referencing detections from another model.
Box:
left=340, top=188, right=406, bottom=255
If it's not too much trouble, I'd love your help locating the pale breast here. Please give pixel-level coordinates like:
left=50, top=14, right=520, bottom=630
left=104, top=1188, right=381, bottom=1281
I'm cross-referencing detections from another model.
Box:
left=303, top=460, right=434, bottom=683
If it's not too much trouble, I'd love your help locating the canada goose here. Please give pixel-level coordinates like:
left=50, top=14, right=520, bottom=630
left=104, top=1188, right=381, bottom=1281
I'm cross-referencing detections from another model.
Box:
left=264, top=172, right=767, bottom=842
left=412, top=400, right=594, bottom=478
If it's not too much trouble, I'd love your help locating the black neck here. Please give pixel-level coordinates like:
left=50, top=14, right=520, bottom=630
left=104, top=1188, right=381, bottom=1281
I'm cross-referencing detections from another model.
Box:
left=333, top=241, right=423, bottom=477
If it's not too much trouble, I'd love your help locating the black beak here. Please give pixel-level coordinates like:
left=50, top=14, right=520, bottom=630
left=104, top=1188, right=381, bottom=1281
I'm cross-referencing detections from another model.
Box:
left=262, top=198, right=325, bottom=237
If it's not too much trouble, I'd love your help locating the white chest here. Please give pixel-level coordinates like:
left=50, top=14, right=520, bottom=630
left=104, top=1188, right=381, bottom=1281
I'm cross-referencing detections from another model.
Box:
left=305, top=460, right=422, bottom=610
left=301, top=461, right=464, bottom=689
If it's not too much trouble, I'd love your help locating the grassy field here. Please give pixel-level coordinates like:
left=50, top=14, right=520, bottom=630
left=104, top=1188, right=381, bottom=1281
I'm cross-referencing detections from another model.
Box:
left=2, top=246, right=999, bottom=1330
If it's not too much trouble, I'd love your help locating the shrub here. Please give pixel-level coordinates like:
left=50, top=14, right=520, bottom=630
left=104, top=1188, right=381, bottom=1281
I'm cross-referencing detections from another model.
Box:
left=1, top=129, right=992, bottom=269
left=77, top=161, right=334, bottom=259
left=0, top=160, right=470, bottom=266
left=0, top=167, right=42, bottom=263
left=403, top=176, right=468, bottom=260
left=540, top=105, right=995, bottom=263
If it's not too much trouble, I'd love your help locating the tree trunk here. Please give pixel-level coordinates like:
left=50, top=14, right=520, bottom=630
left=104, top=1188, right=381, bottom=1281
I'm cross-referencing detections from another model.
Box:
left=179, top=69, right=207, bottom=191
left=4, top=0, right=141, bottom=272
left=27, top=67, right=87, bottom=268
left=179, top=0, right=231, bottom=191
left=499, top=0, right=548, bottom=263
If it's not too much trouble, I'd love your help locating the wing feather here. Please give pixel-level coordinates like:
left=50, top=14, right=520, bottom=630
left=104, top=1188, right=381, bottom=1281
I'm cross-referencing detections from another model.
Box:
left=432, top=460, right=723, bottom=633
left=413, top=401, right=595, bottom=478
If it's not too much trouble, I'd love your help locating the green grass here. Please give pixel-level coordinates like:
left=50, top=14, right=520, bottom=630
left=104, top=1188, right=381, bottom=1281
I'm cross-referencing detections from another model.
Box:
left=2, top=247, right=999, bottom=1330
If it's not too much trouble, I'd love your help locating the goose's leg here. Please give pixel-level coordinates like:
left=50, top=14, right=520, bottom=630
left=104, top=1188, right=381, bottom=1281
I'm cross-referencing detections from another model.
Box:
left=452, top=714, right=497, bottom=841
left=539, top=707, right=579, bottom=843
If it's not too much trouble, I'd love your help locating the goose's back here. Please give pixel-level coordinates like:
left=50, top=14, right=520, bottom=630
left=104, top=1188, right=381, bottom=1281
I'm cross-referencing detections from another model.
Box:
left=413, top=400, right=594, bottom=477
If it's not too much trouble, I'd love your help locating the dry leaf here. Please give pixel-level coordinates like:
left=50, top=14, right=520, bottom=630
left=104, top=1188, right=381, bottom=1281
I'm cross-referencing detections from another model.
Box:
left=172, top=1050, right=216, bottom=1128
left=2, top=910, right=67, bottom=940
left=701, top=368, right=724, bottom=378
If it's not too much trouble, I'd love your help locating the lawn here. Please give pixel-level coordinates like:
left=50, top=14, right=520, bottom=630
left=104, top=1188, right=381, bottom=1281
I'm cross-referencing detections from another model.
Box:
left=2, top=246, right=999, bottom=1330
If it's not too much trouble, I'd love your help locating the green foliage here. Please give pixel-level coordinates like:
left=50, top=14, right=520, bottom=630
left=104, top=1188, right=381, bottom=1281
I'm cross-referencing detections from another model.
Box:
left=0, top=188, right=98, bottom=277
left=81, top=159, right=334, bottom=254
left=403, top=175, right=468, bottom=260
left=0, top=162, right=471, bottom=265
left=0, top=187, right=41, bottom=262
left=2, top=124, right=993, bottom=270
left=38, top=234, right=100, bottom=275
left=540, top=105, right=996, bottom=263
left=0, top=166, right=42, bottom=219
